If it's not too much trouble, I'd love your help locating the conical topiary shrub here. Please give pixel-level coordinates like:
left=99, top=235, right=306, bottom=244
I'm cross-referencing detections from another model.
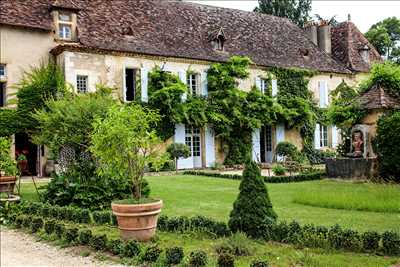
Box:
left=228, top=161, right=277, bottom=238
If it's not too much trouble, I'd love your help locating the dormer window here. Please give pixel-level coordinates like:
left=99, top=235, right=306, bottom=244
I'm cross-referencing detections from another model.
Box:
left=52, top=4, right=78, bottom=42
left=209, top=27, right=226, bottom=51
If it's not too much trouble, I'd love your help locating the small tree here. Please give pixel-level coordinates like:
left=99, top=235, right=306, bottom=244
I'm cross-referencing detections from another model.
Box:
left=0, top=137, right=18, bottom=177
left=228, top=161, right=277, bottom=238
left=90, top=104, right=166, bottom=200
left=166, top=143, right=191, bottom=173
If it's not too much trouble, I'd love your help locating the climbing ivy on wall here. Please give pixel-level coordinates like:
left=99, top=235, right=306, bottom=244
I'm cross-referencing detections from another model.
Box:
left=146, top=57, right=321, bottom=165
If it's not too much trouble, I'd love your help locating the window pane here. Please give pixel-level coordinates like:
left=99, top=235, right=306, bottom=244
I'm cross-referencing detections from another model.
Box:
left=76, top=75, right=88, bottom=93
left=59, top=24, right=72, bottom=39
left=0, top=65, right=5, bottom=76
left=59, top=13, right=72, bottom=22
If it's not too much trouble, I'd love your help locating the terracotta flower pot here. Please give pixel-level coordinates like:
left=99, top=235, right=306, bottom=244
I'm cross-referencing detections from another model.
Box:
left=111, top=199, right=163, bottom=241
left=0, top=176, right=17, bottom=193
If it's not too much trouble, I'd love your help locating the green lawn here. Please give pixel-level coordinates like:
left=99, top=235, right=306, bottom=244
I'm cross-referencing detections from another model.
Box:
left=23, top=175, right=400, bottom=233
left=16, top=176, right=400, bottom=266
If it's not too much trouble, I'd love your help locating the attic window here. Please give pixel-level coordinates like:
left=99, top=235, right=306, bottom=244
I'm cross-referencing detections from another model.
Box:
left=359, top=45, right=370, bottom=64
left=209, top=27, right=226, bottom=51
left=52, top=9, right=77, bottom=41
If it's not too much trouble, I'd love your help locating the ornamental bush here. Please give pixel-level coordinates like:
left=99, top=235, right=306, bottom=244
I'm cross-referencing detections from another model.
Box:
left=229, top=161, right=277, bottom=238
left=275, top=141, right=298, bottom=160
left=165, top=247, right=184, bottom=265
left=124, top=240, right=141, bottom=257
left=54, top=223, right=65, bottom=238
left=90, top=234, right=108, bottom=251
left=361, top=231, right=380, bottom=252
left=382, top=231, right=400, bottom=255
left=215, top=232, right=251, bottom=256
left=92, top=210, right=111, bottom=225
left=31, top=217, right=43, bottom=233
left=217, top=253, right=235, bottom=267
left=375, top=111, right=400, bottom=182
left=108, top=239, right=125, bottom=256
left=140, top=244, right=162, bottom=263
left=188, top=250, right=208, bottom=267
left=64, top=227, right=79, bottom=244
left=78, top=229, right=92, bottom=245
left=166, top=143, right=191, bottom=173
left=250, top=260, right=269, bottom=267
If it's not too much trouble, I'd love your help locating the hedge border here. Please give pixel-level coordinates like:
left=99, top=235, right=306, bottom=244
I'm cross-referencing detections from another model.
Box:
left=183, top=170, right=325, bottom=183
left=6, top=201, right=400, bottom=256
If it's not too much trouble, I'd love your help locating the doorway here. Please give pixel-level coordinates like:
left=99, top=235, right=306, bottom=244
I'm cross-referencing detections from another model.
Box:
left=15, top=133, right=38, bottom=176
left=185, top=127, right=202, bottom=168
left=260, top=125, right=273, bottom=163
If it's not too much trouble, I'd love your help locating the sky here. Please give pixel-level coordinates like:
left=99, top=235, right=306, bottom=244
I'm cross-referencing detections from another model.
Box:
left=187, top=1, right=400, bottom=33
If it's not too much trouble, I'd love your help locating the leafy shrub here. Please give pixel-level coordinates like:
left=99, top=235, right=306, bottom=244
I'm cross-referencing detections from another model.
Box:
left=124, top=240, right=141, bottom=257
left=190, top=215, right=214, bottom=231
left=327, top=224, right=344, bottom=250
left=140, top=244, right=162, bottom=263
left=375, top=111, right=400, bottom=182
left=14, top=215, right=24, bottom=228
left=275, top=141, right=298, bottom=159
left=40, top=203, right=51, bottom=217
left=217, top=253, right=235, bottom=267
left=229, top=161, right=277, bottom=239
left=54, top=223, right=65, bottom=238
left=341, top=229, right=361, bottom=251
left=212, top=222, right=231, bottom=237
left=167, top=216, right=189, bottom=232
left=111, top=214, right=118, bottom=226
left=215, top=232, right=251, bottom=256
left=361, top=231, right=380, bottom=252
left=64, top=227, right=79, bottom=244
left=75, top=208, right=90, bottom=224
left=166, top=143, right=191, bottom=172
left=189, top=250, right=208, bottom=267
left=78, top=229, right=92, bottom=245
left=271, top=221, right=289, bottom=242
left=31, top=217, right=43, bottom=233
left=250, top=260, right=269, bottom=267
left=108, top=239, right=125, bottom=256
left=158, top=215, right=168, bottom=231
left=90, top=234, right=108, bottom=251
left=286, top=220, right=302, bottom=244
left=22, top=215, right=32, bottom=228
left=92, top=210, right=111, bottom=225
left=382, top=231, right=400, bottom=255
left=165, top=247, right=184, bottom=265
left=272, top=164, right=286, bottom=176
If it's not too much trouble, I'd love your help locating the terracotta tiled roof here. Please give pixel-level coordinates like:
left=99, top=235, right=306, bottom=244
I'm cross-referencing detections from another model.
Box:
left=331, top=21, right=382, bottom=73
left=358, top=84, right=400, bottom=110
left=0, top=0, right=351, bottom=73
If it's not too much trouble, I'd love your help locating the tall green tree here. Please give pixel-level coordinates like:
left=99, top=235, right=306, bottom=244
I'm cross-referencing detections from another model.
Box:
left=365, top=17, right=400, bottom=63
left=254, top=0, right=312, bottom=27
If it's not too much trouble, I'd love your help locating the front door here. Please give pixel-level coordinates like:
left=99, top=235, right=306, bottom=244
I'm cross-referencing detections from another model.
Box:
left=260, top=125, right=273, bottom=163
left=185, top=127, right=202, bottom=168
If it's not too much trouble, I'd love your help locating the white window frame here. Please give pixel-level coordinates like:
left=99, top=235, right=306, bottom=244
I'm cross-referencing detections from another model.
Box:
left=76, top=75, right=88, bottom=94
left=260, top=78, right=268, bottom=95
left=187, top=73, right=199, bottom=96
left=320, top=125, right=329, bottom=148
left=58, top=12, right=73, bottom=40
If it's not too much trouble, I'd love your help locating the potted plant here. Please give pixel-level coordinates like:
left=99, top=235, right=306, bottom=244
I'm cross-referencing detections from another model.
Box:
left=0, top=137, right=18, bottom=194
left=90, top=104, right=166, bottom=241
left=16, top=154, right=28, bottom=173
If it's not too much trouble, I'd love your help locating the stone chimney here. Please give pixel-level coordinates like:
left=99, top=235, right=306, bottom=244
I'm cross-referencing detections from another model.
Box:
left=317, top=23, right=332, bottom=54
left=304, top=22, right=318, bottom=46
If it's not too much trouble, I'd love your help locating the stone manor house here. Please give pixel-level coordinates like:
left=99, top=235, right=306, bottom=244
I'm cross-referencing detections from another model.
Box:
left=0, top=0, right=381, bottom=175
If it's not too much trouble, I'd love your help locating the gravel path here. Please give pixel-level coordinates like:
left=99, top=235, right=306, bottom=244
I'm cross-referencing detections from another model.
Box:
left=1, top=227, right=124, bottom=267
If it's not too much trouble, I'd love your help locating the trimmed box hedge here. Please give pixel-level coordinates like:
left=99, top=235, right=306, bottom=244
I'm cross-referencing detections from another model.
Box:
left=183, top=170, right=325, bottom=183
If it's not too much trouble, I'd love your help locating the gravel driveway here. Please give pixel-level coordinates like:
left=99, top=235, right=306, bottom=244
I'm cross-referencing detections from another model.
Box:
left=1, top=227, right=124, bottom=267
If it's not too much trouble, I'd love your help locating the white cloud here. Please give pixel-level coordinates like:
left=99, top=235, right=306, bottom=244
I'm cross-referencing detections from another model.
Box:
left=188, top=0, right=400, bottom=32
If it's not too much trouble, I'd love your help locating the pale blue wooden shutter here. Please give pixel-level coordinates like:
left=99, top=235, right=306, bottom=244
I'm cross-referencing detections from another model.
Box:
left=174, top=124, right=193, bottom=169
left=314, top=123, right=321, bottom=149
left=179, top=70, right=187, bottom=101
left=332, top=125, right=338, bottom=148
left=140, top=67, right=148, bottom=102
left=272, top=79, right=278, bottom=96
left=319, top=81, right=328, bottom=108
left=201, top=71, right=208, bottom=96
left=252, top=129, right=261, bottom=162
left=255, top=77, right=262, bottom=92
left=276, top=124, right=285, bottom=161
left=205, top=125, right=215, bottom=167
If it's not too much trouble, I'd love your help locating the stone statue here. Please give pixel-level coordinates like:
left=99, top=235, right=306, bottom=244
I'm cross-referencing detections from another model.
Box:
left=347, top=130, right=364, bottom=158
